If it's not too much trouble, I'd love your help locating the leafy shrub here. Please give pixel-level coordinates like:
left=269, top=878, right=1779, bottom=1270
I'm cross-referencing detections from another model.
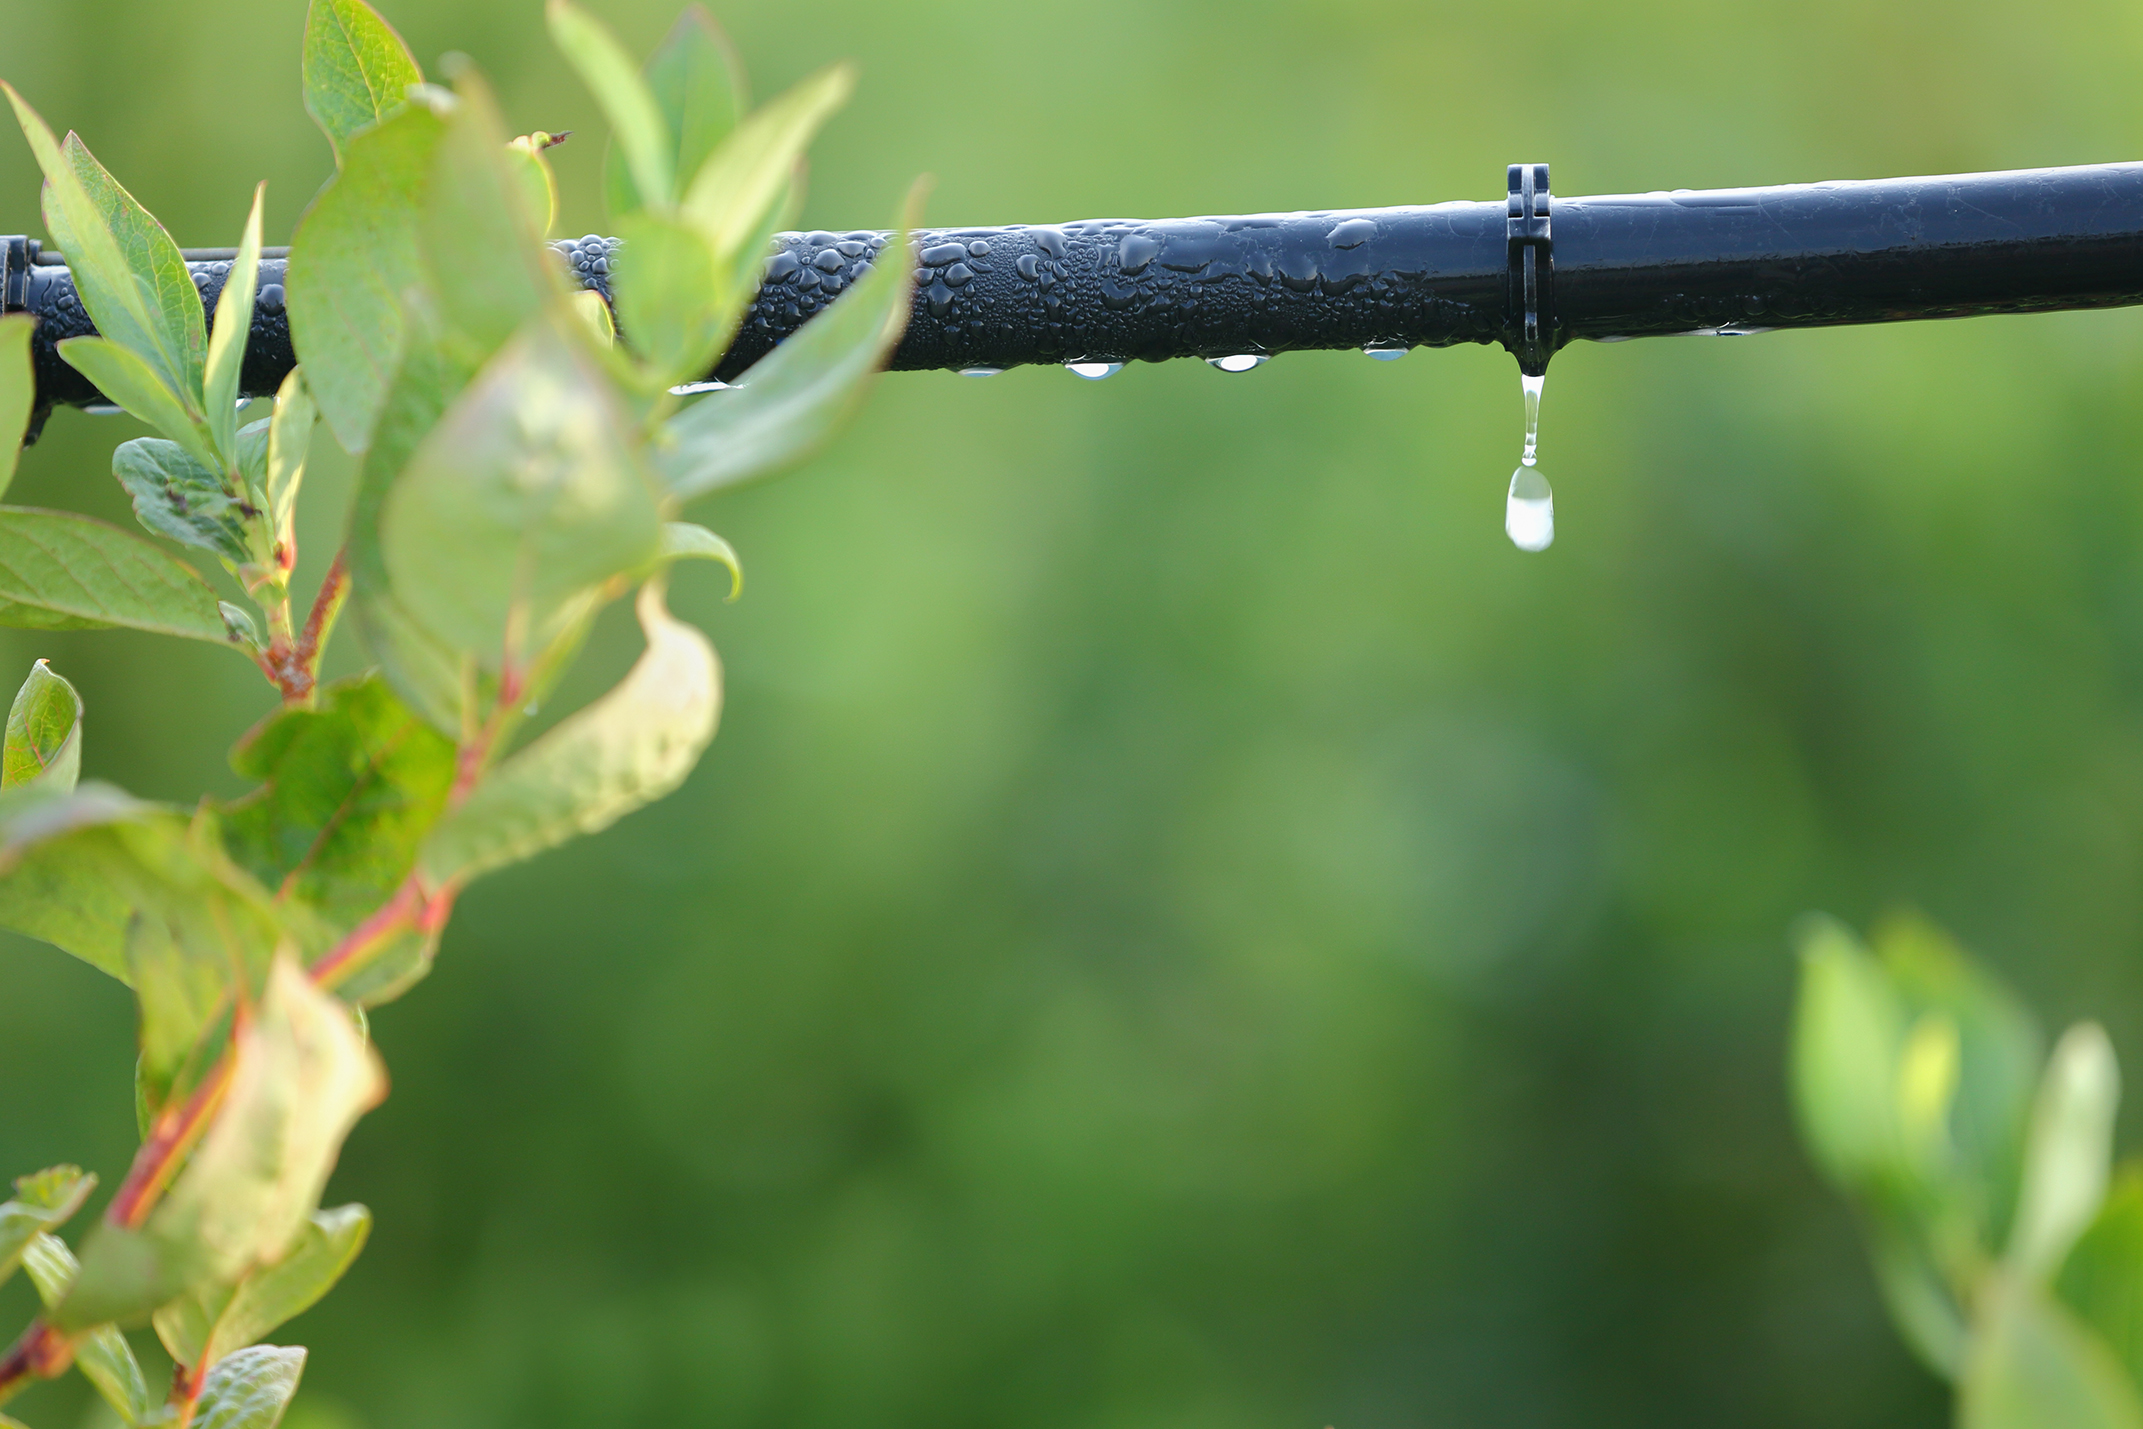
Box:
left=1794, top=914, right=2143, bottom=1429
left=0, top=1, right=914, bottom=1423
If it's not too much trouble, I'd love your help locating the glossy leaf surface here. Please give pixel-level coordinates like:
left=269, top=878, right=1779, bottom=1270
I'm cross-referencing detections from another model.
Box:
left=0, top=508, right=229, bottom=641
left=191, top=1344, right=306, bottom=1429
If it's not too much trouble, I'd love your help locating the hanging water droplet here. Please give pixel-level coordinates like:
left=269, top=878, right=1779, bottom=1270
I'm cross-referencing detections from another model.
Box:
left=1207, top=354, right=1267, bottom=373
left=1520, top=371, right=1544, bottom=465
left=959, top=367, right=1005, bottom=378
left=1363, top=346, right=1409, bottom=361
left=1066, top=361, right=1123, bottom=381
left=1505, top=370, right=1553, bottom=551
left=1505, top=464, right=1554, bottom=552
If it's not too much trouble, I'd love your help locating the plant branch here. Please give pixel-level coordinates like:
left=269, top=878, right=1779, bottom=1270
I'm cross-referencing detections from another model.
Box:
left=0, top=1321, right=73, bottom=1405
left=108, top=1050, right=237, bottom=1230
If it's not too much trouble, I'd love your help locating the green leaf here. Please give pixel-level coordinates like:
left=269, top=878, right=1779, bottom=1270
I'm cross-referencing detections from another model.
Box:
left=220, top=673, right=455, bottom=931
left=21, top=1234, right=154, bottom=1424
left=58, top=338, right=217, bottom=473
left=2013, top=1023, right=2122, bottom=1280
left=112, top=440, right=257, bottom=569
left=191, top=1345, right=305, bottom=1429
left=0, top=507, right=231, bottom=643
left=1790, top=917, right=1907, bottom=1188
left=502, top=135, right=560, bottom=239
left=0, top=315, right=37, bottom=498
left=605, top=5, right=745, bottom=221
left=0, top=1165, right=93, bottom=1290
left=419, top=581, right=719, bottom=886
left=1867, top=1207, right=1968, bottom=1378
left=0, top=783, right=157, bottom=980
left=612, top=211, right=727, bottom=389
left=2060, top=1169, right=2143, bottom=1393
left=265, top=369, right=315, bottom=564
left=1875, top=912, right=2044, bottom=1243
left=657, top=183, right=915, bottom=501
left=287, top=102, right=446, bottom=452
left=4, top=659, right=81, bottom=792
left=419, top=73, right=557, bottom=366
left=378, top=317, right=662, bottom=674
left=1963, top=1276, right=2143, bottom=1429
left=61, top=959, right=382, bottom=1332
left=303, top=0, right=423, bottom=162
left=154, top=1206, right=369, bottom=1373
left=2, top=88, right=205, bottom=408
left=654, top=522, right=741, bottom=598
left=346, top=324, right=475, bottom=735
left=680, top=63, right=853, bottom=265
left=548, top=0, right=674, bottom=211
left=203, top=186, right=266, bottom=463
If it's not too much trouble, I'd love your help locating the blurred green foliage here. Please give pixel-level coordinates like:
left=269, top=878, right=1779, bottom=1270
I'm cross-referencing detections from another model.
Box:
left=2, top=0, right=2143, bottom=1425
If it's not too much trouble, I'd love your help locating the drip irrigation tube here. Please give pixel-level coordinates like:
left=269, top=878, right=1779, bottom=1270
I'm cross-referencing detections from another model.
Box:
left=6, top=160, right=2142, bottom=418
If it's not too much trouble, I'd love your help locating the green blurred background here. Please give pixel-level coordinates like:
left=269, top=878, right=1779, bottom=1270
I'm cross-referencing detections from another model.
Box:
left=4, top=0, right=2143, bottom=1424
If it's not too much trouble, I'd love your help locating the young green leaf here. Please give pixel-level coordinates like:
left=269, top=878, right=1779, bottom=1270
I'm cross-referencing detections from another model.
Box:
left=611, top=211, right=726, bottom=389
left=58, top=338, right=218, bottom=473
left=419, top=581, right=719, bottom=886
left=2012, top=1023, right=2122, bottom=1281
left=657, top=197, right=915, bottom=499
left=378, top=318, right=663, bottom=673
left=548, top=0, right=675, bottom=212
left=220, top=674, right=455, bottom=931
left=4, top=660, right=82, bottom=792
left=0, top=1165, right=93, bottom=1291
left=605, top=5, right=746, bottom=220
left=287, top=102, right=447, bottom=452
left=346, top=324, right=477, bottom=735
left=0, top=507, right=233, bottom=644
left=503, top=134, right=562, bottom=239
left=2059, top=1170, right=2143, bottom=1394
left=191, top=1345, right=306, bottom=1429
left=654, top=522, right=742, bottom=598
left=2, top=87, right=204, bottom=407
left=265, top=369, right=316, bottom=561
left=112, top=439, right=258, bottom=569
left=20, top=1233, right=155, bottom=1425
left=155, top=1205, right=370, bottom=1373
left=420, top=72, right=557, bottom=366
left=0, top=315, right=37, bottom=498
left=1791, top=917, right=1908, bottom=1189
left=1961, top=1277, right=2143, bottom=1429
left=681, top=63, right=853, bottom=264
left=303, top=0, right=423, bottom=162
left=204, top=185, right=267, bottom=462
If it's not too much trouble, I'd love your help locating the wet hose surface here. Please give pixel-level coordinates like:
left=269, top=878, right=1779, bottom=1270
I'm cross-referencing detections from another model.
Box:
left=9, top=160, right=2143, bottom=412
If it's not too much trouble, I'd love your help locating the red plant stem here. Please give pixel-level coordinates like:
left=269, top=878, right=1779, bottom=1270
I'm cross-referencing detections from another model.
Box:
left=108, top=1050, right=237, bottom=1231
left=295, top=550, right=350, bottom=688
left=0, top=1321, right=74, bottom=1403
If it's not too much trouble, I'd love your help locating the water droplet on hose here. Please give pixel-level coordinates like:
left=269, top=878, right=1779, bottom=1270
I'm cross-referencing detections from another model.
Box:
left=1208, top=354, right=1267, bottom=373
left=960, top=367, right=1004, bottom=378
left=1505, top=371, right=1553, bottom=551
left=1363, top=346, right=1408, bottom=361
left=1067, top=362, right=1123, bottom=380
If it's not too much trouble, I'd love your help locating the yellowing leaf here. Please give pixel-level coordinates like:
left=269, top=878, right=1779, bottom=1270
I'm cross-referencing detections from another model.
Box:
left=419, top=581, right=719, bottom=886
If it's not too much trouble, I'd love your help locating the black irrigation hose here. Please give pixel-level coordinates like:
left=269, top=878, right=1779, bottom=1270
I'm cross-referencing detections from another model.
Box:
left=7, top=160, right=2143, bottom=424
